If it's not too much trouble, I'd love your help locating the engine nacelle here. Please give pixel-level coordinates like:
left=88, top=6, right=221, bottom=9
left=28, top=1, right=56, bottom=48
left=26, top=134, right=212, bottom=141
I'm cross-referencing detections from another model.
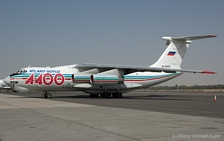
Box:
left=72, top=74, right=91, bottom=83
left=90, top=75, right=124, bottom=85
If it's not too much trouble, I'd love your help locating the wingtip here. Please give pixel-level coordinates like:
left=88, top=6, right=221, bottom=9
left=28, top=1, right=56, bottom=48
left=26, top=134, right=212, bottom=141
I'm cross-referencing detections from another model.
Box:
left=207, top=34, right=217, bottom=37
left=201, top=70, right=217, bottom=74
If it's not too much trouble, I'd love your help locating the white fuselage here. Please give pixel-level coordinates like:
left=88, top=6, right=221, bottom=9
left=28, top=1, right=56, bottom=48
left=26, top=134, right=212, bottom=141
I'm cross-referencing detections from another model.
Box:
left=4, top=65, right=182, bottom=94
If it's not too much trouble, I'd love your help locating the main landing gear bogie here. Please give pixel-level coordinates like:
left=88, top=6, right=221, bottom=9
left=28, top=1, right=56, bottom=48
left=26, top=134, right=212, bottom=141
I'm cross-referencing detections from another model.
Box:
left=112, top=92, right=122, bottom=98
left=98, top=92, right=122, bottom=98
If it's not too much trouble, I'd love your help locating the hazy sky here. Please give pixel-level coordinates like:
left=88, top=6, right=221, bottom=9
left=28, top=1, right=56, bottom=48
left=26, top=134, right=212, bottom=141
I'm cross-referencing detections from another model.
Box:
left=0, top=0, right=223, bottom=86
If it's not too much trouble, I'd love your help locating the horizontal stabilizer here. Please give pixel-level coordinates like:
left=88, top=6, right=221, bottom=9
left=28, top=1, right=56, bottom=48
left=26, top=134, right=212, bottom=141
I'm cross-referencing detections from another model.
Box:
left=163, top=35, right=217, bottom=41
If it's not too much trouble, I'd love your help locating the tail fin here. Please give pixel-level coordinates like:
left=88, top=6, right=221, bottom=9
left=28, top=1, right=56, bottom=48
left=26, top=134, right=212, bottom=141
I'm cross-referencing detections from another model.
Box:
left=150, top=35, right=216, bottom=69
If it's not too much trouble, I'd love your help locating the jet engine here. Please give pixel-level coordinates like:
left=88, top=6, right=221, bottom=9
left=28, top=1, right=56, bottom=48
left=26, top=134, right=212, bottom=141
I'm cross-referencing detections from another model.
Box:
left=90, top=75, right=124, bottom=85
left=72, top=68, right=101, bottom=83
left=72, top=69, right=124, bottom=85
left=72, top=74, right=91, bottom=83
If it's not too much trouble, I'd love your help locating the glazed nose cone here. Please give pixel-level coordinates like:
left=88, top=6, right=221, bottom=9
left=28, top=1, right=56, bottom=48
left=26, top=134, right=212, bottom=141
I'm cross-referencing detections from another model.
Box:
left=3, top=76, right=10, bottom=85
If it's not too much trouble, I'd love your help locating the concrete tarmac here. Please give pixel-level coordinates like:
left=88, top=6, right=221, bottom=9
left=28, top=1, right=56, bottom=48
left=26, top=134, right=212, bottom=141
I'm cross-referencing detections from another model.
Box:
left=0, top=91, right=223, bottom=141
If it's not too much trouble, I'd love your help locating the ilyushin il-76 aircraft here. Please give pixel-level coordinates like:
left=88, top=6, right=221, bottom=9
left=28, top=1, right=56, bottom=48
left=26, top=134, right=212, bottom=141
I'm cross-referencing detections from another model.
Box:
left=3, top=35, right=217, bottom=98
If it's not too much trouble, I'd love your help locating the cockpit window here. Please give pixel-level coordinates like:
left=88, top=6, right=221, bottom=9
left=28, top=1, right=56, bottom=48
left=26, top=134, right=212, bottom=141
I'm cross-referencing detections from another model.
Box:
left=15, top=69, right=27, bottom=74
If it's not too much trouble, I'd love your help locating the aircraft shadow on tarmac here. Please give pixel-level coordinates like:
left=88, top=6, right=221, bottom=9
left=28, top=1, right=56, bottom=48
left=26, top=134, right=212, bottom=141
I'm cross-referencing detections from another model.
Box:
left=46, top=94, right=196, bottom=101
left=1, top=92, right=196, bottom=101
left=122, top=95, right=195, bottom=101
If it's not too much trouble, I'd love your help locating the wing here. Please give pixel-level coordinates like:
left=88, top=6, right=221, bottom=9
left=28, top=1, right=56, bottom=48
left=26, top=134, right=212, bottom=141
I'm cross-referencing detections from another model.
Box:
left=73, top=63, right=216, bottom=74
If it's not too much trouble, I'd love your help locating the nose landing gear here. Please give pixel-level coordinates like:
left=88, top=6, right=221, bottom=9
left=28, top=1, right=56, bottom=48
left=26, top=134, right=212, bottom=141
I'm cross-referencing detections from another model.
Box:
left=42, top=92, right=52, bottom=98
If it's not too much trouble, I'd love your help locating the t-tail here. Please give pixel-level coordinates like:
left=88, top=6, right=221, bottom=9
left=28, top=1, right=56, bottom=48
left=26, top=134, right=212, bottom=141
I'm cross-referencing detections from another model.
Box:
left=150, top=35, right=217, bottom=69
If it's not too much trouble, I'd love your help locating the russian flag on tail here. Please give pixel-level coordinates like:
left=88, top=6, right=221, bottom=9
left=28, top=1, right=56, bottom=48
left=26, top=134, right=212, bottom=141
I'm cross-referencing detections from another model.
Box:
left=167, top=51, right=176, bottom=56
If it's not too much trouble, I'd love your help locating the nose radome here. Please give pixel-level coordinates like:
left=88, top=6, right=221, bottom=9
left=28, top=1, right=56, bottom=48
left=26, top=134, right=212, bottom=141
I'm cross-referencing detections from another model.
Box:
left=3, top=76, right=10, bottom=85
